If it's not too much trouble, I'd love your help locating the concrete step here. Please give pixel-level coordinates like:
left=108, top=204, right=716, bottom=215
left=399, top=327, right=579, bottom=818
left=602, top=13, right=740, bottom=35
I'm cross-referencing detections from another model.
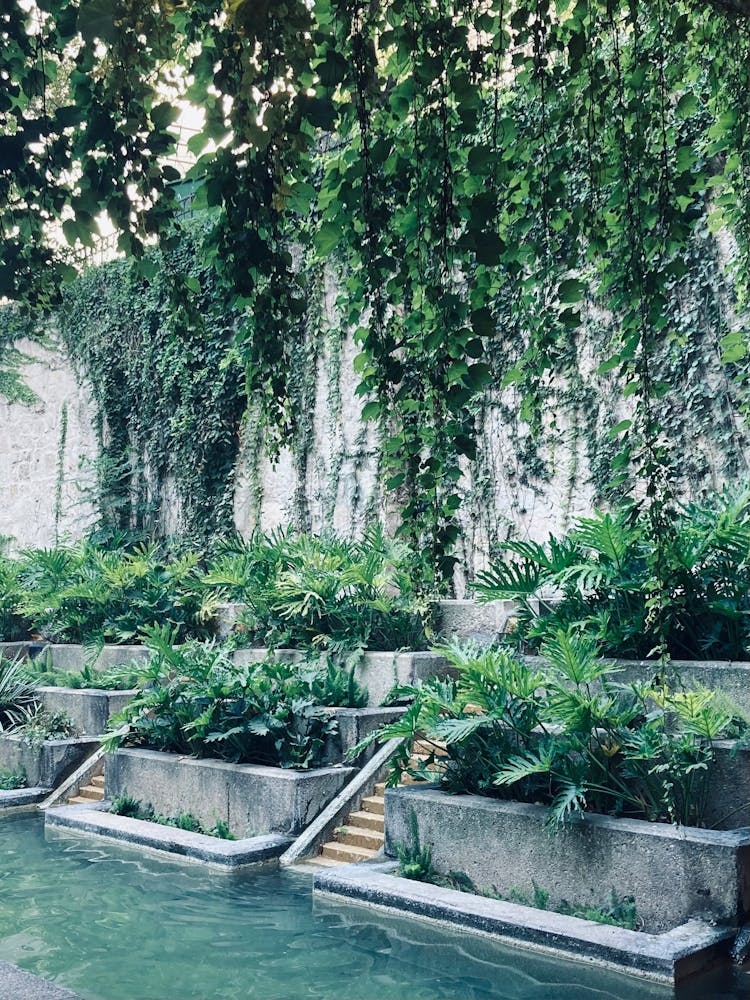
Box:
left=361, top=795, right=384, bottom=816
left=348, top=810, right=384, bottom=832
left=67, top=796, right=90, bottom=805
left=90, top=774, right=105, bottom=788
left=321, top=841, right=378, bottom=863
left=374, top=782, right=386, bottom=796
left=337, top=826, right=384, bottom=850
left=296, top=856, right=343, bottom=870
left=78, top=785, right=104, bottom=800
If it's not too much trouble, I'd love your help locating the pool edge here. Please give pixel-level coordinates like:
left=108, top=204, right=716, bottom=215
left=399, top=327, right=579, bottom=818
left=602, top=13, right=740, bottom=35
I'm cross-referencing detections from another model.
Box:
left=312, top=861, right=734, bottom=985
left=44, top=802, right=293, bottom=869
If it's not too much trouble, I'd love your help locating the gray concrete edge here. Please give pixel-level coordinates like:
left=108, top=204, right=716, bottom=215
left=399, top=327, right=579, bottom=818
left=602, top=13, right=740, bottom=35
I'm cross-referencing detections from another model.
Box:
left=0, top=787, right=49, bottom=812
left=44, top=802, right=293, bottom=869
left=312, top=862, right=734, bottom=984
left=280, top=737, right=403, bottom=865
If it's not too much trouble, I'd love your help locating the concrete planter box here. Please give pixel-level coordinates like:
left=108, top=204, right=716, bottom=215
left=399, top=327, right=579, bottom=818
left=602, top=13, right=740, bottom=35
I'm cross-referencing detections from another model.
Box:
left=523, top=654, right=750, bottom=716
left=0, top=641, right=40, bottom=661
left=37, top=686, right=137, bottom=737
left=105, top=747, right=356, bottom=839
left=231, top=648, right=450, bottom=706
left=384, top=786, right=750, bottom=934
left=438, top=600, right=522, bottom=643
left=30, top=643, right=152, bottom=672
left=314, top=861, right=734, bottom=984
left=0, top=734, right=100, bottom=789
left=215, top=602, right=246, bottom=640
left=324, top=707, right=404, bottom=763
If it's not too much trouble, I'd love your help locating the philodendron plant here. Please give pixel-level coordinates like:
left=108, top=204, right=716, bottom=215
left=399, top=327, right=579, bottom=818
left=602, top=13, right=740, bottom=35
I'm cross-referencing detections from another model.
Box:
left=352, top=630, right=742, bottom=828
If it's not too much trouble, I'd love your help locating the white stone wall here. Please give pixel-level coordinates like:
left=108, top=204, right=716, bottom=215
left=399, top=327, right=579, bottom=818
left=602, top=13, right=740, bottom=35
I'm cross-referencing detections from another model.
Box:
left=0, top=339, right=98, bottom=550
left=1, top=324, right=747, bottom=591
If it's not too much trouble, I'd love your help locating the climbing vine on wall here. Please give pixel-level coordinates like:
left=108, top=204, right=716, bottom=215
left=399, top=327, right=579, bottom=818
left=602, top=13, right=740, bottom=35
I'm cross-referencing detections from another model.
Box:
left=2, top=0, right=750, bottom=586
left=58, top=222, right=247, bottom=547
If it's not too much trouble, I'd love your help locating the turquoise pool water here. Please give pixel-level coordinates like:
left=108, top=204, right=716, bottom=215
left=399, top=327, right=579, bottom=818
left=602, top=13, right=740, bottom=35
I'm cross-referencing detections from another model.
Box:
left=0, top=815, right=746, bottom=1000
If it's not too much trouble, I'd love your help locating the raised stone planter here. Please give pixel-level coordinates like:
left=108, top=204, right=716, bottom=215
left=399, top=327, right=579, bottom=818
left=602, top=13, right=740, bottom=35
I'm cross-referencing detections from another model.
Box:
left=231, top=648, right=451, bottom=706
left=37, top=686, right=137, bottom=737
left=523, top=654, right=750, bottom=716
left=30, top=643, right=152, bottom=672
left=438, top=599, right=521, bottom=643
left=706, top=740, right=750, bottom=829
left=0, top=641, right=40, bottom=661
left=324, top=707, right=405, bottom=763
left=215, top=602, right=246, bottom=640
left=46, top=802, right=293, bottom=869
left=384, top=786, right=750, bottom=934
left=105, top=747, right=356, bottom=839
left=0, top=734, right=100, bottom=789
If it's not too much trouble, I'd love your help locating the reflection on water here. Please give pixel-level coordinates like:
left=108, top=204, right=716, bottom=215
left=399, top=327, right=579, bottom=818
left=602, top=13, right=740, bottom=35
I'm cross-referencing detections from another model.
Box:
left=0, top=815, right=744, bottom=1000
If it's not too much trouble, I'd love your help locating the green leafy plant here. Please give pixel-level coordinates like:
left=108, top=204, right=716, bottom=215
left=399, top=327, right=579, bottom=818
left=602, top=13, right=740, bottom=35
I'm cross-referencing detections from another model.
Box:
left=475, top=490, right=750, bottom=660
left=420, top=869, right=639, bottom=930
left=108, top=794, right=142, bottom=818
left=12, top=540, right=217, bottom=646
left=15, top=708, right=78, bottom=748
left=24, top=661, right=140, bottom=691
left=109, top=794, right=236, bottom=840
left=208, top=527, right=434, bottom=654
left=0, top=552, right=30, bottom=642
left=395, top=809, right=434, bottom=882
left=0, top=657, right=38, bottom=732
left=557, top=890, right=639, bottom=931
left=0, top=767, right=27, bottom=790
left=356, top=632, right=739, bottom=827
left=103, top=626, right=363, bottom=769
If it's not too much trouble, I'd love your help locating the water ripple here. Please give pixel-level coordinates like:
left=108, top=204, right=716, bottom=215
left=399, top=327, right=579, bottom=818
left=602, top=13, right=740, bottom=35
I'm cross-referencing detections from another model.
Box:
left=0, top=816, right=725, bottom=1000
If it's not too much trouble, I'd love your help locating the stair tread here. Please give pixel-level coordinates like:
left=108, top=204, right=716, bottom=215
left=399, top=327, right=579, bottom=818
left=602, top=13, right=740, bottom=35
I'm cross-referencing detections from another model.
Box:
left=78, top=786, right=104, bottom=799
left=337, top=827, right=384, bottom=849
left=361, top=796, right=384, bottom=815
left=413, top=740, right=448, bottom=755
left=301, top=856, right=344, bottom=868
left=90, top=775, right=105, bottom=787
left=348, top=811, right=384, bottom=831
left=321, top=841, right=378, bottom=862
left=67, top=796, right=90, bottom=805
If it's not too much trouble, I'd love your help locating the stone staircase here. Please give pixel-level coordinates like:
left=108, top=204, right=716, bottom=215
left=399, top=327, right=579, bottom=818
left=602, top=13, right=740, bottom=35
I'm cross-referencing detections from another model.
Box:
left=67, top=771, right=105, bottom=806
left=316, top=782, right=387, bottom=865
left=312, top=739, right=447, bottom=866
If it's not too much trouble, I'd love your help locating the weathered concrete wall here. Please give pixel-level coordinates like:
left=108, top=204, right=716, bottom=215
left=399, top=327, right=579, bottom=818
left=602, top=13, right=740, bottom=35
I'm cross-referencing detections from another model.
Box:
left=324, top=707, right=404, bottom=763
left=32, top=644, right=152, bottom=672
left=0, top=735, right=100, bottom=788
left=105, top=747, right=355, bottom=838
left=37, top=687, right=136, bottom=737
left=0, top=339, right=98, bottom=549
left=384, top=785, right=750, bottom=934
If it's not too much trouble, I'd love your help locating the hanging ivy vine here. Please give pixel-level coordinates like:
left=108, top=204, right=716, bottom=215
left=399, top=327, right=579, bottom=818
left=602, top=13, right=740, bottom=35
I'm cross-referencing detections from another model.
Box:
left=58, top=221, right=247, bottom=547
left=2, top=0, right=750, bottom=587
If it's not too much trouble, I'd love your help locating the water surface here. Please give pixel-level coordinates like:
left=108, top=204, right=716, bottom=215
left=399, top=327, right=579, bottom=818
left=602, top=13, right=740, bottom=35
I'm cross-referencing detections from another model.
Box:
left=0, top=816, right=746, bottom=1000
